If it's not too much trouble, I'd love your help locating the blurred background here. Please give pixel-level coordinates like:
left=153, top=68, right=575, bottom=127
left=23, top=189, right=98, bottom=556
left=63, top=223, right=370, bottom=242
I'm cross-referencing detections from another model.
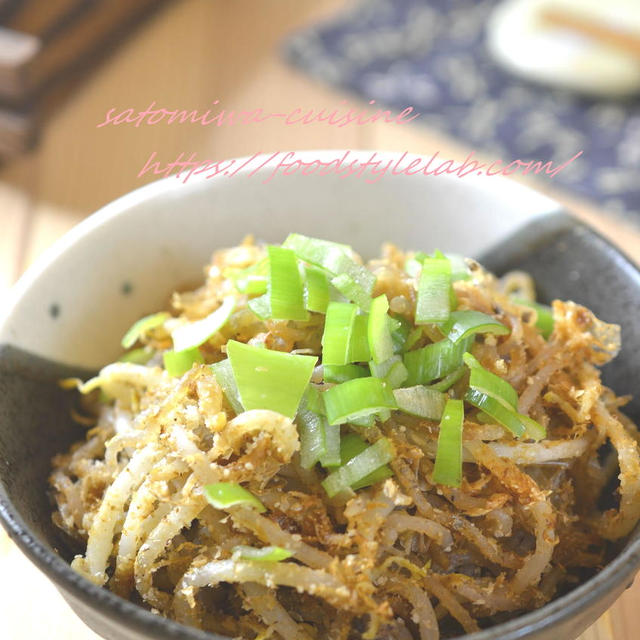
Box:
left=0, top=0, right=639, bottom=638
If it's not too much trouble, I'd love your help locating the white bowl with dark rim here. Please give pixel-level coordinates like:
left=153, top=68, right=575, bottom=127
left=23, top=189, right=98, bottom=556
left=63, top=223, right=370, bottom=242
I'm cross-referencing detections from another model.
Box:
left=1, top=150, right=639, bottom=640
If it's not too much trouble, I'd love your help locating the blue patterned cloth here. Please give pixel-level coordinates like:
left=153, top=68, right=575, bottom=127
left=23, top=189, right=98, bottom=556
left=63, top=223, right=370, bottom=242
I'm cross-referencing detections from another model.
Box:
left=285, top=0, right=640, bottom=221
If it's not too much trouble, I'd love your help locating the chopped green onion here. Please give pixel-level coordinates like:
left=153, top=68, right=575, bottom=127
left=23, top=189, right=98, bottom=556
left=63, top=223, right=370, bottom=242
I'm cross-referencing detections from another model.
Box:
left=389, top=316, right=411, bottom=354
left=297, top=406, right=326, bottom=469
left=416, top=257, right=451, bottom=324
left=322, top=302, right=357, bottom=366
left=323, top=364, right=369, bottom=383
left=513, top=298, right=554, bottom=339
left=283, top=233, right=375, bottom=297
left=247, top=294, right=271, bottom=320
left=462, top=353, right=545, bottom=440
left=407, top=252, right=470, bottom=282
left=320, top=422, right=342, bottom=467
left=350, top=409, right=392, bottom=427
left=322, top=437, right=394, bottom=497
left=306, top=384, right=325, bottom=415
left=370, top=355, right=408, bottom=389
left=297, top=389, right=341, bottom=469
left=385, top=360, right=409, bottom=389
left=331, top=273, right=371, bottom=311
left=465, top=387, right=546, bottom=440
left=323, top=377, right=397, bottom=425
left=210, top=359, right=244, bottom=414
left=404, top=327, right=423, bottom=352
left=404, top=337, right=472, bottom=386
left=204, top=483, right=266, bottom=512
left=171, top=297, right=236, bottom=352
left=121, top=312, right=169, bottom=349
left=267, top=246, right=309, bottom=321
left=405, top=251, right=428, bottom=277
left=442, top=310, right=510, bottom=344
left=230, top=259, right=269, bottom=295
left=337, top=432, right=369, bottom=465
left=463, top=352, right=517, bottom=410
left=432, top=399, right=464, bottom=487
left=518, top=414, right=547, bottom=441
left=163, top=347, right=204, bottom=377
left=368, top=295, right=394, bottom=364
left=334, top=433, right=393, bottom=489
left=427, top=366, right=466, bottom=392
left=349, top=414, right=376, bottom=427
left=232, top=545, right=292, bottom=562
left=446, top=254, right=471, bottom=281
left=464, top=388, right=525, bottom=438
left=369, top=355, right=399, bottom=379
left=226, top=340, right=317, bottom=419
left=393, top=386, right=446, bottom=420
left=349, top=314, right=371, bottom=362
left=119, top=347, right=154, bottom=364
left=303, top=265, right=330, bottom=314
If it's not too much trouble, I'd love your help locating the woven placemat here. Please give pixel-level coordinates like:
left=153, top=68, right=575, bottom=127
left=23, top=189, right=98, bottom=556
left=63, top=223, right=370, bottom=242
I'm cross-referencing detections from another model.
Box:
left=285, top=0, right=640, bottom=221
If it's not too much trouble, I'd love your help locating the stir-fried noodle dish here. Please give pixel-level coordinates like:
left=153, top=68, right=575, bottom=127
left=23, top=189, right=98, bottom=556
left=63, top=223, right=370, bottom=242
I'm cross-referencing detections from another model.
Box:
left=50, top=235, right=640, bottom=640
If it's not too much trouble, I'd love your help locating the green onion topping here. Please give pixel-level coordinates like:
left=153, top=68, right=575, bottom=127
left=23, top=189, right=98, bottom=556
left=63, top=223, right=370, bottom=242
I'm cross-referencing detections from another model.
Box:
left=230, top=259, right=268, bottom=295
left=427, top=366, right=466, bottom=392
left=446, top=254, right=471, bottom=281
left=322, top=377, right=397, bottom=425
left=331, top=273, right=372, bottom=311
left=368, top=295, right=394, bottom=364
left=171, top=296, right=236, bottom=352
left=404, top=336, right=472, bottom=386
left=231, top=545, right=293, bottom=562
left=297, top=393, right=341, bottom=469
left=349, top=314, right=371, bottom=362
left=323, top=364, right=369, bottom=383
left=370, top=355, right=408, bottom=389
left=303, top=265, right=330, bottom=314
left=442, top=310, right=510, bottom=345
left=247, top=294, right=271, bottom=320
left=333, top=433, right=393, bottom=489
left=405, top=251, right=428, bottom=277
left=464, top=388, right=525, bottom=438
left=121, top=312, right=169, bottom=349
left=432, top=398, right=464, bottom=487
left=416, top=257, right=452, bottom=324
left=163, top=347, right=204, bottom=377
left=283, top=233, right=375, bottom=297
left=322, top=302, right=357, bottom=366
left=393, top=385, right=446, bottom=420
left=462, top=352, right=545, bottom=440
left=119, top=347, right=154, bottom=364
left=513, top=298, right=554, bottom=339
left=204, top=482, right=266, bottom=512
left=322, top=437, right=395, bottom=497
left=210, top=359, right=244, bottom=414
left=267, top=246, right=309, bottom=321
left=403, top=327, right=423, bottom=353
left=226, top=340, right=317, bottom=419
left=463, top=352, right=517, bottom=410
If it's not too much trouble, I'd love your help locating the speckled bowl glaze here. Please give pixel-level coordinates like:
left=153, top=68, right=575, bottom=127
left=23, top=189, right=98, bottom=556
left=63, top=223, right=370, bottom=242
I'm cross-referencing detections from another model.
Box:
left=1, top=150, right=639, bottom=640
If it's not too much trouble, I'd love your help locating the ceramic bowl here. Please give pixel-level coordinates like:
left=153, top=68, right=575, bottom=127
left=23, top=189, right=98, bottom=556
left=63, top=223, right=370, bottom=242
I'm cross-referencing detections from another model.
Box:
left=1, top=150, right=639, bottom=640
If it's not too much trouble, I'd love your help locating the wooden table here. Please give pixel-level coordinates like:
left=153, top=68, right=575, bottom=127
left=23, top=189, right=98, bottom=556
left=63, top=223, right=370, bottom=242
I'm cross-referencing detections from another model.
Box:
left=0, top=1, right=638, bottom=638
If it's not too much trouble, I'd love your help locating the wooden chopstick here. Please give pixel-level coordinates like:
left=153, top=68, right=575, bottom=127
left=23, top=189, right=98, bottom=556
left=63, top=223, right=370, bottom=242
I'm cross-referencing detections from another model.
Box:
left=541, top=7, right=640, bottom=61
